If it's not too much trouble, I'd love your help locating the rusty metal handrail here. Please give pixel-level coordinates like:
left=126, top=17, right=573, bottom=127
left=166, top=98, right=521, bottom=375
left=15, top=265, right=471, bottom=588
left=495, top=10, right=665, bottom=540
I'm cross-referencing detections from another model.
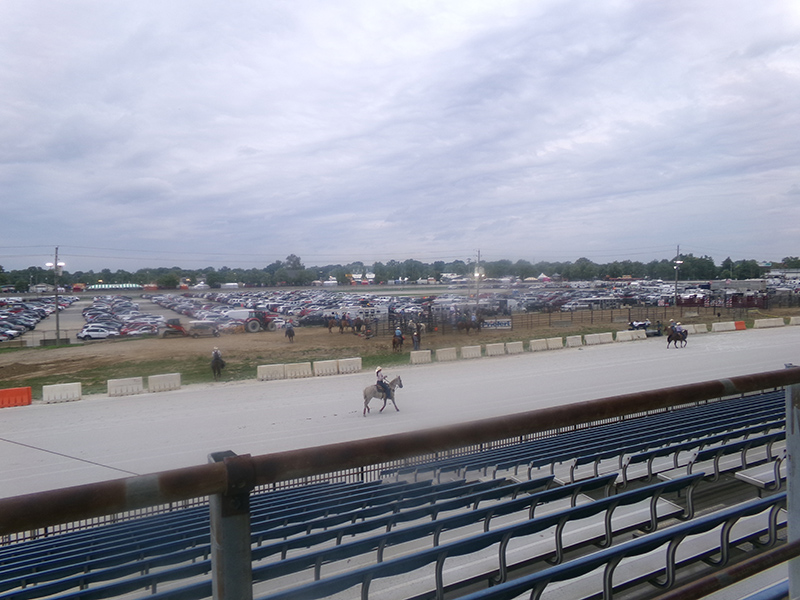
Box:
left=2, top=367, right=799, bottom=536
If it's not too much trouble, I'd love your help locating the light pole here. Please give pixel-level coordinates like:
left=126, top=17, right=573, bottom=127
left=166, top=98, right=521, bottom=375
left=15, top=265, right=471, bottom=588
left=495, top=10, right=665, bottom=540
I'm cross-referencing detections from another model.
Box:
left=46, top=247, right=65, bottom=345
left=673, top=250, right=683, bottom=309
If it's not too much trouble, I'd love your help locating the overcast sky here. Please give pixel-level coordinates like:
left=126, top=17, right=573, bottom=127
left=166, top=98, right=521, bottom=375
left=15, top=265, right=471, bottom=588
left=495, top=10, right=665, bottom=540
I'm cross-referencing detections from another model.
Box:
left=1, top=1, right=799, bottom=273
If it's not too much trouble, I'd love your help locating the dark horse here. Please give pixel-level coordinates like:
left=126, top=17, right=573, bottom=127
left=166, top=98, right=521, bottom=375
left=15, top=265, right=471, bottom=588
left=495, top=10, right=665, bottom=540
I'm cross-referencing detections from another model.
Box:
left=392, top=334, right=404, bottom=352
left=665, top=326, right=688, bottom=349
left=211, top=355, right=226, bottom=381
left=285, top=325, right=295, bottom=343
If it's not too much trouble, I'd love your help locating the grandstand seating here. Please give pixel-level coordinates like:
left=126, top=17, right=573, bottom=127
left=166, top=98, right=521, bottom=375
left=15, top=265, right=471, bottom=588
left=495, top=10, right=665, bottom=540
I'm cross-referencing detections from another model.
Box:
left=0, top=390, right=789, bottom=600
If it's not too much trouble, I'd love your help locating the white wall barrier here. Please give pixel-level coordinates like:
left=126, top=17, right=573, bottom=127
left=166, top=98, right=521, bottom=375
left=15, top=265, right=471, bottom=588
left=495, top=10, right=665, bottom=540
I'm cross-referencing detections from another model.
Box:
left=530, top=339, right=549, bottom=352
left=565, top=335, right=583, bottom=348
left=615, top=330, right=634, bottom=342
left=754, top=318, right=785, bottom=329
left=313, top=360, right=339, bottom=376
left=505, top=341, right=524, bottom=354
left=631, top=330, right=647, bottom=340
left=148, top=373, right=181, bottom=393
left=257, top=364, right=286, bottom=381
left=337, top=357, right=362, bottom=374
left=485, top=343, right=506, bottom=356
left=790, top=317, right=800, bottom=326
left=42, top=382, right=82, bottom=403
left=108, top=377, right=144, bottom=397
left=436, top=347, right=458, bottom=361
left=712, top=321, right=737, bottom=332
left=284, top=362, right=314, bottom=379
left=584, top=332, right=613, bottom=345
left=460, top=345, right=482, bottom=359
left=410, top=350, right=432, bottom=364
left=546, top=337, right=564, bottom=350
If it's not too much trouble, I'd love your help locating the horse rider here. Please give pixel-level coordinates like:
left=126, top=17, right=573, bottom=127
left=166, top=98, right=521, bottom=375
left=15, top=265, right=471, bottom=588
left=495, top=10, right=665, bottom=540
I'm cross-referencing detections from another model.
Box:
left=669, top=320, right=684, bottom=335
left=376, top=367, right=393, bottom=401
left=212, top=347, right=222, bottom=360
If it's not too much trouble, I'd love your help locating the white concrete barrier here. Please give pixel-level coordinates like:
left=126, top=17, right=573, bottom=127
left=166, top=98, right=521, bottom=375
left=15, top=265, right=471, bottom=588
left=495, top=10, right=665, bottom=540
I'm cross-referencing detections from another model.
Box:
left=632, top=330, right=647, bottom=340
left=615, top=330, right=634, bottom=342
left=42, top=382, right=82, bottom=403
left=754, top=318, right=785, bottom=329
left=436, top=347, right=458, bottom=361
left=565, top=335, right=583, bottom=348
left=337, top=357, right=362, bottom=374
left=313, top=360, right=339, bottom=376
left=108, top=377, right=144, bottom=397
left=546, top=337, right=564, bottom=350
left=506, top=341, right=524, bottom=354
left=285, top=362, right=314, bottom=379
left=257, top=364, right=286, bottom=381
left=410, top=350, right=432, bottom=364
left=585, top=333, right=613, bottom=345
left=485, top=343, right=505, bottom=356
left=148, top=373, right=181, bottom=393
left=693, top=323, right=708, bottom=333
left=712, top=321, right=737, bottom=332
left=530, top=339, right=549, bottom=352
left=460, top=345, right=482, bottom=359
left=790, top=317, right=800, bottom=326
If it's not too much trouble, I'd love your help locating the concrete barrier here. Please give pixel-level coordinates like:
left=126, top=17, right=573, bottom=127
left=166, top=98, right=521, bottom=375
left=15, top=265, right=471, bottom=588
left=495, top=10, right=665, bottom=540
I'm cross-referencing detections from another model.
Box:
left=148, top=373, right=181, bottom=393
left=546, top=337, right=564, bottom=350
left=615, top=330, right=634, bottom=342
left=257, top=364, right=286, bottom=381
left=485, top=343, right=505, bottom=356
left=108, top=377, right=144, bottom=397
left=735, top=321, right=747, bottom=330
left=632, top=330, right=647, bottom=340
left=506, top=341, right=524, bottom=354
left=790, top=317, right=800, bottom=326
left=712, top=321, right=737, bottom=332
left=337, top=357, right=362, bottom=374
left=313, top=360, right=339, bottom=376
left=460, top=345, right=482, bottom=359
left=0, top=386, right=32, bottom=408
left=693, top=323, right=708, bottom=333
left=530, top=339, right=549, bottom=352
left=410, top=350, right=432, bottom=364
left=754, top=318, right=785, bottom=329
left=585, top=332, right=613, bottom=345
left=42, top=382, right=82, bottom=403
left=565, top=335, right=583, bottom=348
left=436, top=347, right=458, bottom=361
left=285, top=362, right=314, bottom=379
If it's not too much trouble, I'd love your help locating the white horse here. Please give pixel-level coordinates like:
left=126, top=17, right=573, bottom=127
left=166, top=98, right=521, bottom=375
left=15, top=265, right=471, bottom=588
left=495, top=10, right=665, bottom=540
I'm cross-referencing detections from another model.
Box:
left=363, top=376, right=403, bottom=416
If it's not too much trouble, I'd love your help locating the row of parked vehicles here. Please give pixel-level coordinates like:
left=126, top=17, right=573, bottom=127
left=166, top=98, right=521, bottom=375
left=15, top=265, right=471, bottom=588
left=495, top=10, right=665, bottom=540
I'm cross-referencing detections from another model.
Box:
left=77, top=296, right=167, bottom=340
left=0, top=296, right=77, bottom=342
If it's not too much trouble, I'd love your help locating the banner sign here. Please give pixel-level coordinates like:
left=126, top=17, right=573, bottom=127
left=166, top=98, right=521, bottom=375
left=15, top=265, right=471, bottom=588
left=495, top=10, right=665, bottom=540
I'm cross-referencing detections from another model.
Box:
left=482, top=318, right=512, bottom=330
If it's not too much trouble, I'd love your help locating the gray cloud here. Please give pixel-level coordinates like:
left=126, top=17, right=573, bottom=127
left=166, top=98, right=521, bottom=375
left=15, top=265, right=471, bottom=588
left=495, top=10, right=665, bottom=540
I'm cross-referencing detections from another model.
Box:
left=1, top=1, right=799, bottom=271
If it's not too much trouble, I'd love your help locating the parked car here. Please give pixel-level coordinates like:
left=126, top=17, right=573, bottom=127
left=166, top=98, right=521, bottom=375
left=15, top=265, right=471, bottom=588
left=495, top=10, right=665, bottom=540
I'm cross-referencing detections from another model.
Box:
left=77, top=326, right=121, bottom=341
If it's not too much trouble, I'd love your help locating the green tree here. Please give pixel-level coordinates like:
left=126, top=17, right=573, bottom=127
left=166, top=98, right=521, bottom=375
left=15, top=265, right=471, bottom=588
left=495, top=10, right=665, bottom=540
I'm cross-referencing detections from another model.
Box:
left=157, top=272, right=180, bottom=289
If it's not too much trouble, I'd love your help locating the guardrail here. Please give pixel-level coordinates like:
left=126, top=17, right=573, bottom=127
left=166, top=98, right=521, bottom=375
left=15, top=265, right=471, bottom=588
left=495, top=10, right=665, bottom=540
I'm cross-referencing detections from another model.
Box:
left=1, top=368, right=800, bottom=599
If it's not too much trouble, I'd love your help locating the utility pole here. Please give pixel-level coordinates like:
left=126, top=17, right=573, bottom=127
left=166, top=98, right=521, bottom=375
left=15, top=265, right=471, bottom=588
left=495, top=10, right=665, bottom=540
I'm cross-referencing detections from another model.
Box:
left=46, top=247, right=64, bottom=345
left=673, top=244, right=683, bottom=309
left=474, top=249, right=481, bottom=316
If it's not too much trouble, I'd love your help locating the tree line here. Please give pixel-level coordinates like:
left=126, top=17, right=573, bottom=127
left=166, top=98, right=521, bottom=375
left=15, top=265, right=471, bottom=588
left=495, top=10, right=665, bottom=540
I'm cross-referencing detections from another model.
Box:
left=2, top=253, right=798, bottom=291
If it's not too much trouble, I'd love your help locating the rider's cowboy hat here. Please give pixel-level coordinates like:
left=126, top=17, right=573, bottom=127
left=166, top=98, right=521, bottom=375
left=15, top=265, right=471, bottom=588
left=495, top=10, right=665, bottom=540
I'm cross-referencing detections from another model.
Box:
left=376, top=367, right=382, bottom=373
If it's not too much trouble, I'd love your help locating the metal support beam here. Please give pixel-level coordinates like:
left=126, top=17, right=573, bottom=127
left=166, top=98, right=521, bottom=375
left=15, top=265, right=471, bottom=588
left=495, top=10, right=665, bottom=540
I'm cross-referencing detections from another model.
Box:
left=786, top=365, right=800, bottom=599
left=209, top=451, right=255, bottom=600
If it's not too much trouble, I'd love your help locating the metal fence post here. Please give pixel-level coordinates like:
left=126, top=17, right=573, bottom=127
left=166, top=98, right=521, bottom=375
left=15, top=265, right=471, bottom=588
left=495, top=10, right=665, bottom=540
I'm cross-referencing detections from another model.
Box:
left=209, top=451, right=255, bottom=600
left=786, top=366, right=800, bottom=599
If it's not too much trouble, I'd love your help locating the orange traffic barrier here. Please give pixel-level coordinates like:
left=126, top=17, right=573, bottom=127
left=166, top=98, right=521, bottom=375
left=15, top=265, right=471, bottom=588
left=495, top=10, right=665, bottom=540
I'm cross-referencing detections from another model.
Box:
left=735, top=321, right=747, bottom=330
left=0, top=387, right=32, bottom=408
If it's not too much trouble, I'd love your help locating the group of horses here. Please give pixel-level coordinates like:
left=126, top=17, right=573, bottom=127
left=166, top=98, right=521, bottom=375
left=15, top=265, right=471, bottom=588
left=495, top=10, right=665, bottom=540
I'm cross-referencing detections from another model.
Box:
left=327, top=316, right=366, bottom=335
